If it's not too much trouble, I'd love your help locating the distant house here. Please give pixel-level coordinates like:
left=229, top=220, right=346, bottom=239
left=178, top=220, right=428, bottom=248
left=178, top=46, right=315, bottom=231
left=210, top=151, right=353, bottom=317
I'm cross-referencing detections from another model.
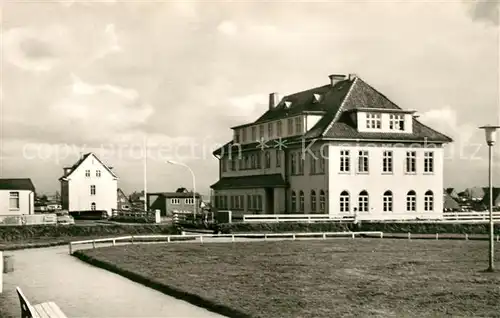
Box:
left=0, top=178, right=36, bottom=216
left=59, top=153, right=118, bottom=217
left=481, top=187, right=500, bottom=207
left=443, top=192, right=460, bottom=211
left=445, top=188, right=460, bottom=200
left=129, top=190, right=146, bottom=210
left=117, top=188, right=131, bottom=210
left=147, top=191, right=202, bottom=216
left=464, top=187, right=485, bottom=202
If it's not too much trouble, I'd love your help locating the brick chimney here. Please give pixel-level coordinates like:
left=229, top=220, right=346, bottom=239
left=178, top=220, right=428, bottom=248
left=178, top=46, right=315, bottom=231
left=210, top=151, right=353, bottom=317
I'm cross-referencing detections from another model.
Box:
left=269, top=92, right=280, bottom=110
left=328, top=74, right=347, bottom=87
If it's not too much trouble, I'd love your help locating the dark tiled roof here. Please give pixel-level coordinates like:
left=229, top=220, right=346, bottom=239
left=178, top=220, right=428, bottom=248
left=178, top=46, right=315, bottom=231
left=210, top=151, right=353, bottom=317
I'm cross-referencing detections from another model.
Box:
left=0, top=178, right=35, bottom=191
left=482, top=187, right=500, bottom=204
left=210, top=173, right=287, bottom=190
left=213, top=75, right=452, bottom=156
left=254, top=80, right=354, bottom=124
left=443, top=193, right=460, bottom=210
left=445, top=188, right=454, bottom=194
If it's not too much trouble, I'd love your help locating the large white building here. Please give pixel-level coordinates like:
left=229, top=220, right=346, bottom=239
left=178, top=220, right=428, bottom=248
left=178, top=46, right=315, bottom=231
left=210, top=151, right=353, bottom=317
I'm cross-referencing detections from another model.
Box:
left=211, top=74, right=452, bottom=220
left=59, top=153, right=118, bottom=217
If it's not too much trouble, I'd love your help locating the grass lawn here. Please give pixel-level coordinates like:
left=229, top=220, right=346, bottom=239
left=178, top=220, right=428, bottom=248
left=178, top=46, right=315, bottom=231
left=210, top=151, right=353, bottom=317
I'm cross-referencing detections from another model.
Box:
left=77, top=239, right=500, bottom=317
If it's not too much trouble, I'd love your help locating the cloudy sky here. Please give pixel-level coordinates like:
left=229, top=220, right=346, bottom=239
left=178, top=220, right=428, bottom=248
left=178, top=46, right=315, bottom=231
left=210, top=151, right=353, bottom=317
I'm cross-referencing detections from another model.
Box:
left=0, top=0, right=499, bottom=195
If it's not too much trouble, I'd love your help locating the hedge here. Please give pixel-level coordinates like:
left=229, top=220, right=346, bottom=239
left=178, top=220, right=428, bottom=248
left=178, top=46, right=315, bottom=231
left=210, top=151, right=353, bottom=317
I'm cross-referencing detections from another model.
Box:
left=0, top=224, right=180, bottom=242
left=214, top=222, right=500, bottom=235
left=108, top=216, right=156, bottom=224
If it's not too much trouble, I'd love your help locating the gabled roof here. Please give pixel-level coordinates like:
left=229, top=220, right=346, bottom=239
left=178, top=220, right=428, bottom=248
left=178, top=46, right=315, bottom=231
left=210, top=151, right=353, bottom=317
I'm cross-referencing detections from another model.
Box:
left=213, top=75, right=452, bottom=156
left=59, top=152, right=117, bottom=180
left=210, top=173, right=287, bottom=190
left=443, top=192, right=460, bottom=210
left=147, top=192, right=202, bottom=198
left=0, top=178, right=35, bottom=191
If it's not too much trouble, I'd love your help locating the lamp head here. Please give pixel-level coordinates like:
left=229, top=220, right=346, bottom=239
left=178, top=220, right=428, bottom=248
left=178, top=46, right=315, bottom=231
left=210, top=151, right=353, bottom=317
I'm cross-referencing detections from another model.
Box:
left=479, top=125, right=500, bottom=146
left=167, top=160, right=178, bottom=165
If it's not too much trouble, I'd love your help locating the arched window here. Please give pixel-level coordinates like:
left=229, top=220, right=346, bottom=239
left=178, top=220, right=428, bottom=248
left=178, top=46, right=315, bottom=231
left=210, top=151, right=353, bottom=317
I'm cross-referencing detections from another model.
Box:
left=291, top=191, right=297, bottom=213
left=424, top=190, right=434, bottom=211
left=319, top=190, right=326, bottom=213
left=383, top=191, right=393, bottom=212
left=406, top=190, right=416, bottom=212
left=310, top=190, right=317, bottom=213
left=358, top=190, right=369, bottom=212
left=265, top=151, right=271, bottom=168
left=90, top=202, right=96, bottom=211
left=340, top=191, right=350, bottom=213
left=299, top=191, right=305, bottom=212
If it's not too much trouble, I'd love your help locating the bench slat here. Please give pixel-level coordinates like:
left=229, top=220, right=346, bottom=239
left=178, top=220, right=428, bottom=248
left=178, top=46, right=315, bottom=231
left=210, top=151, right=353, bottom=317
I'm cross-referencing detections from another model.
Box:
left=32, top=304, right=50, bottom=318
left=44, top=302, right=67, bottom=318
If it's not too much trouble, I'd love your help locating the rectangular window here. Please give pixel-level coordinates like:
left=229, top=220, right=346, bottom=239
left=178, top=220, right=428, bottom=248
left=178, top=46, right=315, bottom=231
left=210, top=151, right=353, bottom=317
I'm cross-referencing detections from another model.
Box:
left=407, top=195, right=416, bottom=212
left=90, top=185, right=96, bottom=195
left=85, top=170, right=90, bottom=177
left=291, top=153, right=297, bottom=175
left=311, top=192, right=317, bottom=212
left=221, top=158, right=227, bottom=172
left=247, top=195, right=252, bottom=210
left=340, top=150, right=350, bottom=172
left=268, top=123, right=273, bottom=139
left=256, top=153, right=262, bottom=169
left=251, top=127, right=257, bottom=141
left=265, top=151, right=271, bottom=168
left=389, top=114, right=405, bottom=131
left=276, top=150, right=281, bottom=167
left=259, top=125, right=265, bottom=140
left=366, top=113, right=381, bottom=129
left=234, top=130, right=240, bottom=143
left=318, top=149, right=326, bottom=174
left=295, top=117, right=302, bottom=134
left=425, top=194, right=434, bottom=211
left=382, top=151, right=393, bottom=173
left=185, top=198, right=194, bottom=205
left=241, top=128, right=246, bottom=143
left=406, top=151, right=416, bottom=173
left=170, top=198, right=180, bottom=204
left=357, top=150, right=369, bottom=173
left=9, top=192, right=19, bottom=209
left=230, top=159, right=236, bottom=171
left=287, top=118, right=293, bottom=135
left=277, top=121, right=282, bottom=137
left=298, top=153, right=304, bottom=175
left=424, top=152, right=434, bottom=173
left=310, top=152, right=317, bottom=174
left=96, top=170, right=101, bottom=177
left=383, top=195, right=393, bottom=212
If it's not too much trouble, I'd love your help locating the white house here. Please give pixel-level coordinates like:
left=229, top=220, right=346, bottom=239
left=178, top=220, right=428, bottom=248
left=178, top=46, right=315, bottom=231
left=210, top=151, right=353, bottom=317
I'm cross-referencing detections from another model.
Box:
left=59, top=153, right=118, bottom=217
left=0, top=178, right=35, bottom=216
left=211, top=73, right=452, bottom=221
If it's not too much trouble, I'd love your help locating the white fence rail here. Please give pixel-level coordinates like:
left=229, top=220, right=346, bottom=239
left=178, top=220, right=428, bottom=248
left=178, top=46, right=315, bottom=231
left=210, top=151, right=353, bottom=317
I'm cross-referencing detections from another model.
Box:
left=67, top=231, right=383, bottom=254
left=241, top=211, right=500, bottom=223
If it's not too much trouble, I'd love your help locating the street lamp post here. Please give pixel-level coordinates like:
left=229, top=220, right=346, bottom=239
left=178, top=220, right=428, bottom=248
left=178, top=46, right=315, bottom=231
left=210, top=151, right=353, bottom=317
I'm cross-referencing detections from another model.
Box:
left=479, top=125, right=500, bottom=272
left=167, top=160, right=197, bottom=219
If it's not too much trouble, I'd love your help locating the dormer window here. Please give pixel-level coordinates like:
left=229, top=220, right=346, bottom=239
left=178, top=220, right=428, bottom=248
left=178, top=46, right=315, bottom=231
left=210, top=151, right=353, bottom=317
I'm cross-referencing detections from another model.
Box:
left=366, top=113, right=381, bottom=129
left=389, top=114, right=405, bottom=131
left=313, top=93, right=321, bottom=103
left=284, top=101, right=292, bottom=108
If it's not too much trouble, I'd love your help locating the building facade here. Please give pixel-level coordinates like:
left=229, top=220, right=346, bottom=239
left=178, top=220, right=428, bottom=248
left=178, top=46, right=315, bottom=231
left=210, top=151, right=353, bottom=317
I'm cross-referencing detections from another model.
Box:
left=147, top=191, right=202, bottom=217
left=0, top=179, right=36, bottom=216
left=211, top=74, right=452, bottom=220
left=117, top=188, right=131, bottom=210
left=59, top=153, right=118, bottom=217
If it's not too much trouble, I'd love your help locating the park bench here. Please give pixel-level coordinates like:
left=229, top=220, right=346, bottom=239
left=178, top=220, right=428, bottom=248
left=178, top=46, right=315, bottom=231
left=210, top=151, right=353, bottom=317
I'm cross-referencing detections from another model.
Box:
left=16, top=287, right=67, bottom=318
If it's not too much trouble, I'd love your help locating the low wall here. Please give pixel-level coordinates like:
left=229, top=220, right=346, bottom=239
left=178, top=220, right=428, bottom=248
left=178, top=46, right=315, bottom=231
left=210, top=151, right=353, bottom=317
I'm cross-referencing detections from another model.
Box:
left=215, top=222, right=500, bottom=235
left=0, top=214, right=57, bottom=226
left=0, top=224, right=180, bottom=243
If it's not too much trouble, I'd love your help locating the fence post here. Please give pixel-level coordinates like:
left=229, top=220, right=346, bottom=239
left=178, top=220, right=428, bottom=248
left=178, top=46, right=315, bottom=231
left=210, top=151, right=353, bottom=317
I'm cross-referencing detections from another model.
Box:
left=232, top=235, right=235, bottom=242
left=407, top=232, right=411, bottom=240
left=292, top=234, right=296, bottom=240
left=380, top=232, right=383, bottom=239
left=323, top=233, right=326, bottom=240
left=435, top=233, right=439, bottom=240
left=264, top=234, right=267, bottom=241
left=131, top=236, right=134, bottom=244
left=167, top=236, right=171, bottom=243
left=92, top=240, right=96, bottom=249
left=68, top=243, right=72, bottom=255
left=465, top=234, right=468, bottom=240
left=112, top=239, right=116, bottom=246
left=497, top=235, right=499, bottom=242
left=351, top=233, right=355, bottom=239
left=200, top=235, right=203, bottom=244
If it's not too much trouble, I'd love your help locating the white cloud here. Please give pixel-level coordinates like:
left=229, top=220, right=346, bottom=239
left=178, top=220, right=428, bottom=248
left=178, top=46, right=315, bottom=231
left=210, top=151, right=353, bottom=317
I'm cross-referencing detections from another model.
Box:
left=217, top=20, right=239, bottom=36
left=227, top=94, right=267, bottom=117
left=419, top=106, right=478, bottom=143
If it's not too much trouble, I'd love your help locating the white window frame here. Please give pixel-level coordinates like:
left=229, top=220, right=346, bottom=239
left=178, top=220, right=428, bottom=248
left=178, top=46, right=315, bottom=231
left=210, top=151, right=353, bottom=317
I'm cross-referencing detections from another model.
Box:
left=96, top=170, right=101, bottom=177
left=424, top=191, right=434, bottom=211
left=185, top=198, right=194, bottom=205
left=310, top=190, right=317, bottom=212
left=291, top=191, right=297, bottom=212
left=171, top=198, right=180, bottom=205
left=85, top=170, right=90, bottom=177
left=366, top=113, right=381, bottom=129
left=406, top=151, right=417, bottom=174
left=259, top=125, right=265, bottom=140
left=340, top=150, right=350, bottom=173
left=357, top=150, right=369, bottom=173
left=340, top=191, right=350, bottom=213
left=299, top=191, right=305, bottom=212
left=389, top=114, right=405, bottom=131
left=287, top=118, right=294, bottom=135
left=406, top=191, right=417, bottom=212
left=424, top=151, right=434, bottom=173
left=382, top=151, right=393, bottom=173
left=90, top=185, right=96, bottom=196
left=383, top=191, right=393, bottom=212
left=295, top=117, right=302, bottom=134
left=9, top=192, right=20, bottom=210
left=319, top=190, right=326, bottom=213
left=90, top=202, right=96, bottom=210
left=358, top=191, right=369, bottom=212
